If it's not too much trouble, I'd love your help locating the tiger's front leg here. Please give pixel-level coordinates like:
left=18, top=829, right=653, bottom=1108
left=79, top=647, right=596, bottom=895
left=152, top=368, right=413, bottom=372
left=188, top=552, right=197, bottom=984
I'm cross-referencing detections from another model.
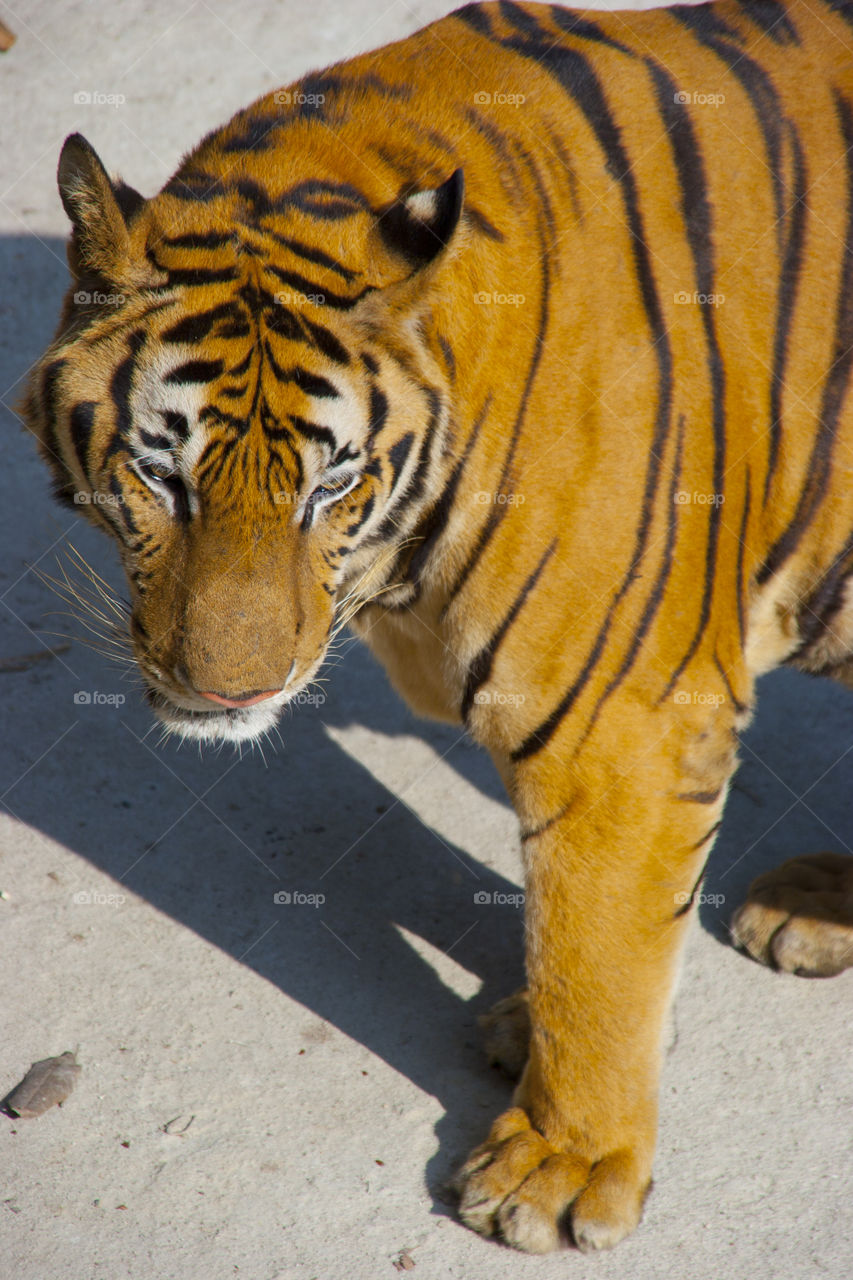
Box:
left=454, top=697, right=737, bottom=1252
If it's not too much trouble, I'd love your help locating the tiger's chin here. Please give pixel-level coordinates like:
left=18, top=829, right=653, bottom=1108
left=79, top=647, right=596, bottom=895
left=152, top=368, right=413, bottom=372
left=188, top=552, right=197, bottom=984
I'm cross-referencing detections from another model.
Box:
left=146, top=689, right=286, bottom=746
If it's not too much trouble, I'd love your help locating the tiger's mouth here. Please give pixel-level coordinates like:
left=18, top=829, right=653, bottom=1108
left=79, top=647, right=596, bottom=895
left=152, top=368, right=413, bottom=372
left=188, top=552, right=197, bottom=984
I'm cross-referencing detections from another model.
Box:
left=144, top=686, right=290, bottom=745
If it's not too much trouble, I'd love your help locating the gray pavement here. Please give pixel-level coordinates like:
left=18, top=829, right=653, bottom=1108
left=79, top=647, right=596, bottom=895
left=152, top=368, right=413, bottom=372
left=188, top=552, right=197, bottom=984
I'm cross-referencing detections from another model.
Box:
left=1, top=2, right=851, bottom=1277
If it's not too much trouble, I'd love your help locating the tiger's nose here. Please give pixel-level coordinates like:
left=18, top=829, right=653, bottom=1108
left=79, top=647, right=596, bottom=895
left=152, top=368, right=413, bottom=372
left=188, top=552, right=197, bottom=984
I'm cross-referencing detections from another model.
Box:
left=197, top=688, right=281, bottom=709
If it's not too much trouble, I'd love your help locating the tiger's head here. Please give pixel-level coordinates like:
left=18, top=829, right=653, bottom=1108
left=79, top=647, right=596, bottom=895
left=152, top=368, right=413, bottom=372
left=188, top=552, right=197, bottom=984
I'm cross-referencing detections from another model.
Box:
left=23, top=132, right=464, bottom=744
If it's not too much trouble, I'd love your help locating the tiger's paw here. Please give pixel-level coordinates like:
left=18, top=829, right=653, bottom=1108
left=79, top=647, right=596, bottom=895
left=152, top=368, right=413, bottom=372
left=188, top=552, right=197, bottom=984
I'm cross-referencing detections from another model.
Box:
left=478, top=989, right=530, bottom=1080
left=731, top=852, right=853, bottom=976
left=451, top=1107, right=649, bottom=1253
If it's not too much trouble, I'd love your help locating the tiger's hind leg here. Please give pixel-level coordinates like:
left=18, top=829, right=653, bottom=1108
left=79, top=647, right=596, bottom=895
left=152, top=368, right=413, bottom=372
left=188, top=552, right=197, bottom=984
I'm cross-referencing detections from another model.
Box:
left=731, top=852, right=853, bottom=976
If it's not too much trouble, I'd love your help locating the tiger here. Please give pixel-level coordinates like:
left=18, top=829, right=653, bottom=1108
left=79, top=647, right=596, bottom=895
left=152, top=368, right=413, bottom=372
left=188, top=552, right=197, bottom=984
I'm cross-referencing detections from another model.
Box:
left=20, top=0, right=853, bottom=1254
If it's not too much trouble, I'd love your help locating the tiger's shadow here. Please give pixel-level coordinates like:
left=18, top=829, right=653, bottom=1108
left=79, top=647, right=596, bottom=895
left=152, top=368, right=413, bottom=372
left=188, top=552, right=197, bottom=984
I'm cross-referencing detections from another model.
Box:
left=4, top=232, right=853, bottom=1206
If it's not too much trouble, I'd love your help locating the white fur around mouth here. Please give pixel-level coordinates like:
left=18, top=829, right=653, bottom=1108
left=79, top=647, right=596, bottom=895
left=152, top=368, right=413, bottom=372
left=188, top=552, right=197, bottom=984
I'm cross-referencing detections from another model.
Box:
left=148, top=689, right=287, bottom=744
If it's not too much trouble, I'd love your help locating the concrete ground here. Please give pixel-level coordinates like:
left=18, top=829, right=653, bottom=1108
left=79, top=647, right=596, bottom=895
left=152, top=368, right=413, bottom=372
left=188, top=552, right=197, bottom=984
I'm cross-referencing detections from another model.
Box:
left=1, top=1, right=852, bottom=1277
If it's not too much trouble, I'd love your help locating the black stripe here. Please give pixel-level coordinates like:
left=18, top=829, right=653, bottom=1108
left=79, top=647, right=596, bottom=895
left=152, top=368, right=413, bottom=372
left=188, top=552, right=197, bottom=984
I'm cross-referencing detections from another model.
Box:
left=764, top=123, right=807, bottom=508
left=220, top=112, right=282, bottom=153
left=673, top=860, right=711, bottom=918
left=367, top=385, right=388, bottom=439
left=547, top=3, right=633, bottom=52
left=39, top=358, right=67, bottom=455
left=578, top=412, right=685, bottom=745
left=677, top=788, right=723, bottom=805
left=713, top=651, right=748, bottom=717
left=443, top=151, right=552, bottom=612
left=148, top=249, right=238, bottom=287
left=162, top=303, right=243, bottom=344
left=161, top=410, right=189, bottom=441
left=758, top=91, right=853, bottom=584
left=673, top=6, right=787, bottom=252
left=644, top=63, right=725, bottom=704
left=302, top=316, right=350, bottom=366
left=461, top=539, right=557, bottom=720
left=263, top=229, right=358, bottom=281
left=454, top=2, right=495, bottom=38
left=823, top=0, right=853, bottom=29
left=109, top=330, right=146, bottom=445
left=502, top=35, right=674, bottom=761
left=438, top=336, right=456, bottom=383
left=386, top=431, right=416, bottom=490
left=163, top=172, right=227, bottom=202
left=138, top=429, right=173, bottom=452
left=404, top=389, right=442, bottom=509
left=164, top=359, right=223, bottom=385
left=735, top=0, right=799, bottom=43
left=466, top=206, right=505, bottom=242
left=266, top=264, right=374, bottom=311
left=263, top=342, right=339, bottom=398
left=793, top=527, right=853, bottom=655
left=736, top=470, right=751, bottom=651
left=289, top=416, right=336, bottom=451
left=69, top=401, right=96, bottom=472
left=282, top=179, right=369, bottom=221
left=109, top=474, right=140, bottom=535
left=403, top=394, right=491, bottom=592
left=160, top=231, right=233, bottom=250
left=691, top=818, right=723, bottom=851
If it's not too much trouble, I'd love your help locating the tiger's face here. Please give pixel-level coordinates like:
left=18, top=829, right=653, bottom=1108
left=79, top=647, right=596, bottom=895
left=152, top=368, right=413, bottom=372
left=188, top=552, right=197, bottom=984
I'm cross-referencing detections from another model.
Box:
left=24, top=135, right=463, bottom=744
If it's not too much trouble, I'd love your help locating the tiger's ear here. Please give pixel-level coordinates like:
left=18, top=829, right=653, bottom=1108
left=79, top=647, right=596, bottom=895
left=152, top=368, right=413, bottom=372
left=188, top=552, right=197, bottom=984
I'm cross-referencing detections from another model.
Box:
left=57, top=133, right=145, bottom=282
left=376, top=169, right=464, bottom=273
